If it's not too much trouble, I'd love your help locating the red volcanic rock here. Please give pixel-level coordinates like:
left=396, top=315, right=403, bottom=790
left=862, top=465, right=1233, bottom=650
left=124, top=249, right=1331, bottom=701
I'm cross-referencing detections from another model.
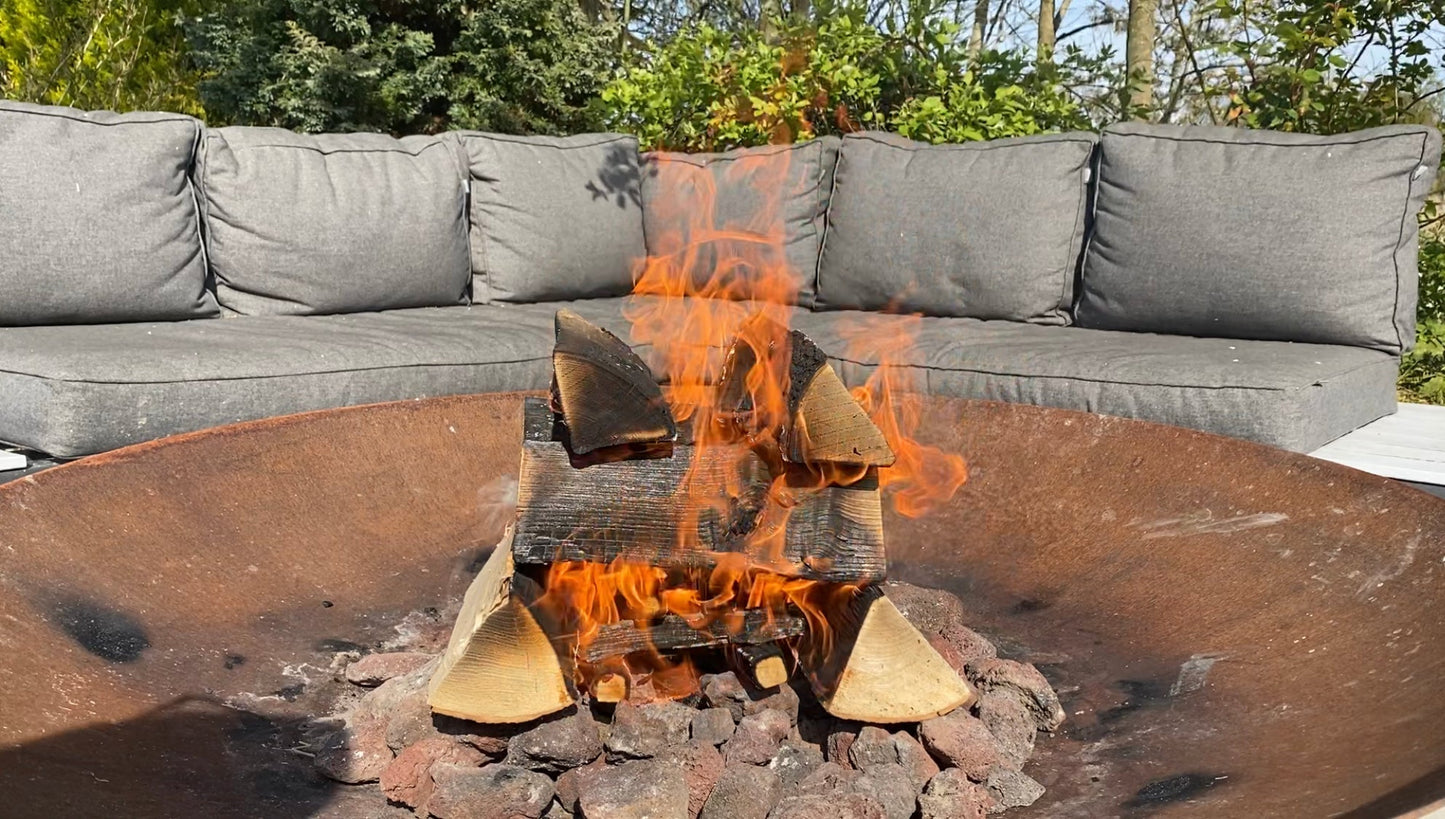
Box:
left=699, top=763, right=782, bottom=819
left=427, top=763, right=554, bottom=819
left=892, top=731, right=941, bottom=792
left=975, top=693, right=1037, bottom=770
left=919, top=710, right=1001, bottom=782
left=345, top=651, right=434, bottom=686
left=986, top=770, right=1046, bottom=812
left=506, top=708, right=606, bottom=773
left=656, top=740, right=727, bottom=819
left=579, top=759, right=691, bottom=819
left=314, top=714, right=393, bottom=784
left=853, top=762, right=919, bottom=819
left=825, top=725, right=860, bottom=767
left=768, top=793, right=887, bottom=819
left=919, top=768, right=995, bottom=819
left=767, top=739, right=826, bottom=788
left=379, top=737, right=486, bottom=809
left=847, top=726, right=897, bottom=771
left=725, top=709, right=792, bottom=765
left=965, top=658, right=1065, bottom=732
left=606, top=701, right=694, bottom=760
left=691, top=707, right=737, bottom=746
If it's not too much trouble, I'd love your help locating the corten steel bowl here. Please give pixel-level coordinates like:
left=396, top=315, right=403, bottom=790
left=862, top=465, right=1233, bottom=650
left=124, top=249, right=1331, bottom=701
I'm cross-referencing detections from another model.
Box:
left=0, top=393, right=1442, bottom=818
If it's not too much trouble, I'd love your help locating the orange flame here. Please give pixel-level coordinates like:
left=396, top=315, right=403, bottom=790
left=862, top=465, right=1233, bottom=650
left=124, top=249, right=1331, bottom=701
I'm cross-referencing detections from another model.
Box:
left=538, top=131, right=967, bottom=699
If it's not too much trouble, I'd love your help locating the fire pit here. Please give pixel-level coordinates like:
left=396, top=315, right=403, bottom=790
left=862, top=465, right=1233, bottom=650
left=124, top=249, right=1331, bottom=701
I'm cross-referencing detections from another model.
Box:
left=0, top=391, right=1442, bottom=816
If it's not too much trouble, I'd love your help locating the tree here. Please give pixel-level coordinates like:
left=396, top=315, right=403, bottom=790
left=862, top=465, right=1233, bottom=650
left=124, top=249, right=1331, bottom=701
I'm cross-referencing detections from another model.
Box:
left=1125, top=0, right=1158, bottom=112
left=0, top=0, right=203, bottom=114
left=185, top=0, right=619, bottom=135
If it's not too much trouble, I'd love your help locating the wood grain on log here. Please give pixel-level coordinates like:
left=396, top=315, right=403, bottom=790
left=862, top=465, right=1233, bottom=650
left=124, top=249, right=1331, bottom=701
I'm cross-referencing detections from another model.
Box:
left=580, top=610, right=807, bottom=663
left=552, top=309, right=675, bottom=455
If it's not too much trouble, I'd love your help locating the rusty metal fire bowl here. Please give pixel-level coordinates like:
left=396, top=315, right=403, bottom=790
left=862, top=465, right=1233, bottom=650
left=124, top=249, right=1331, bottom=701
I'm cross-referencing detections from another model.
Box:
left=0, top=393, right=1442, bottom=817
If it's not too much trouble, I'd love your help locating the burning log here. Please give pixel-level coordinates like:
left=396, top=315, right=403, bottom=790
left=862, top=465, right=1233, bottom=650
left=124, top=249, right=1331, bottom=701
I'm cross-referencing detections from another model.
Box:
left=798, top=586, right=975, bottom=723
left=735, top=643, right=790, bottom=689
left=512, top=399, right=887, bottom=584
left=427, top=528, right=576, bottom=723
left=552, top=309, right=676, bottom=455
left=579, top=611, right=807, bottom=664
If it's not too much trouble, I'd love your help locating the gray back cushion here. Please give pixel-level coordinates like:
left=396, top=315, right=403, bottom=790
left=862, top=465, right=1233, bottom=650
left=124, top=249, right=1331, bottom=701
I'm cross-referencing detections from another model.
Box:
left=1077, top=122, right=1442, bottom=353
left=816, top=131, right=1095, bottom=323
left=199, top=127, right=471, bottom=316
left=0, top=101, right=216, bottom=325
left=460, top=132, right=645, bottom=303
left=640, top=137, right=839, bottom=306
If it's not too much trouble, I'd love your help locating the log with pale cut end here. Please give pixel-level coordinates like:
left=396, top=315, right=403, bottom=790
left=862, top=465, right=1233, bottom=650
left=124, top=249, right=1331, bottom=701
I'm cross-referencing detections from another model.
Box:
left=783, top=330, right=894, bottom=467
left=579, top=611, right=807, bottom=663
left=427, top=528, right=575, bottom=723
left=800, top=587, right=974, bottom=723
left=592, top=673, right=630, bottom=703
left=736, top=642, right=790, bottom=689
left=552, top=308, right=676, bottom=455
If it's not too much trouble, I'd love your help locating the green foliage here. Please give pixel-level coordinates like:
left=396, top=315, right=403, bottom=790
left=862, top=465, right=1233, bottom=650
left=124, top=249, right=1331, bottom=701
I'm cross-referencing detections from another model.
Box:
left=1402, top=232, right=1445, bottom=403
left=185, top=0, right=619, bottom=135
left=0, top=0, right=203, bottom=114
left=599, top=0, right=1110, bottom=151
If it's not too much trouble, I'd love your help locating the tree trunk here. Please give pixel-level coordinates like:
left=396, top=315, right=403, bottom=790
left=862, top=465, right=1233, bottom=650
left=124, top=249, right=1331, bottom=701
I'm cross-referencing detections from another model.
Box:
left=1037, top=0, right=1056, bottom=60
left=969, top=0, right=989, bottom=58
left=1125, top=0, right=1159, bottom=114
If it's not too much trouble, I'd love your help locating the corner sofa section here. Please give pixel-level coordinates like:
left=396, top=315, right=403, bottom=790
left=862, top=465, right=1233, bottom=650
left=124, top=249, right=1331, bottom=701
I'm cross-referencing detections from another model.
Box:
left=0, top=99, right=1438, bottom=459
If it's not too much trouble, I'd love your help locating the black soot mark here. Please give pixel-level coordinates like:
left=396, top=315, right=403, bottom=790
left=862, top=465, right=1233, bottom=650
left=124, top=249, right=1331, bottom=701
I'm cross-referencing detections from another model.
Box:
left=273, top=684, right=305, bottom=702
left=224, top=653, right=246, bottom=669
left=50, top=595, right=150, bottom=663
left=1011, top=597, right=1052, bottom=614
left=316, top=638, right=368, bottom=654
left=1099, top=679, right=1172, bottom=724
left=1126, top=773, right=1226, bottom=808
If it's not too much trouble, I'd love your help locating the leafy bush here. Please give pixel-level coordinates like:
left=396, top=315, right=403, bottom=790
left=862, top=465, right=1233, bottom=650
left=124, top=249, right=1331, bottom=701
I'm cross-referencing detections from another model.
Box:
left=0, top=0, right=203, bottom=114
left=598, top=1, right=1112, bottom=151
left=186, top=0, right=618, bottom=135
left=1402, top=232, right=1445, bottom=403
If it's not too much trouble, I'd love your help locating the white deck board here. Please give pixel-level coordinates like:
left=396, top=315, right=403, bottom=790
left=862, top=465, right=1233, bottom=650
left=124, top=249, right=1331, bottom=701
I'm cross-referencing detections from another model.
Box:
left=1310, top=403, right=1445, bottom=485
left=0, top=450, right=26, bottom=472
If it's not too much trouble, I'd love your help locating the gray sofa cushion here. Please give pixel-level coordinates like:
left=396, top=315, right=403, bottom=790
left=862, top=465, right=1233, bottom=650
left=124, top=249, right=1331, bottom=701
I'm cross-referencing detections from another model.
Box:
left=792, top=310, right=1398, bottom=452
left=1077, top=123, right=1443, bottom=353
left=0, top=101, right=216, bottom=325
left=0, top=304, right=568, bottom=458
left=200, top=127, right=471, bottom=316
left=460, top=132, right=645, bottom=303
left=816, top=131, right=1095, bottom=323
left=640, top=138, right=840, bottom=306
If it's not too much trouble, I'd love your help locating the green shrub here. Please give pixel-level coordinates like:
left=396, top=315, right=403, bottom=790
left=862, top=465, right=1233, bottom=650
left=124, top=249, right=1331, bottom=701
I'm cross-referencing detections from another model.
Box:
left=185, top=0, right=618, bottom=135
left=598, top=1, right=1110, bottom=152
left=1401, top=231, right=1445, bottom=404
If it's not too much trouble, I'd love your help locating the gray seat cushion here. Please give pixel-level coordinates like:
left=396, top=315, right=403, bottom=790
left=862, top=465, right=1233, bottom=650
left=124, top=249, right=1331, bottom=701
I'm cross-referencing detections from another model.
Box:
left=792, top=310, right=1398, bottom=452
left=816, top=131, right=1095, bottom=324
left=1077, top=123, right=1443, bottom=353
left=0, top=101, right=217, bottom=325
left=640, top=138, right=840, bottom=307
left=199, top=127, right=471, bottom=316
left=0, top=306, right=569, bottom=457
left=459, top=132, right=645, bottom=303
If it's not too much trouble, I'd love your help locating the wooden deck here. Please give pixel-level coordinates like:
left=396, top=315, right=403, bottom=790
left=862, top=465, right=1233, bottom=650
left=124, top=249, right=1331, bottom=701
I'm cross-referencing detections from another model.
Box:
left=1311, top=402, right=1445, bottom=487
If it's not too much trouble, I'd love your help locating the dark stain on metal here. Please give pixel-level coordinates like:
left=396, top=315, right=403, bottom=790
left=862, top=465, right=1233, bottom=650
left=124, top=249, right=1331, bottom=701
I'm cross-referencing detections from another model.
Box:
left=1099, top=679, right=1173, bottom=724
left=1011, top=597, right=1053, bottom=614
left=272, top=684, right=305, bottom=702
left=223, top=653, right=245, bottom=670
left=49, top=595, right=150, bottom=663
left=315, top=637, right=367, bottom=653
left=1126, top=773, right=1226, bottom=807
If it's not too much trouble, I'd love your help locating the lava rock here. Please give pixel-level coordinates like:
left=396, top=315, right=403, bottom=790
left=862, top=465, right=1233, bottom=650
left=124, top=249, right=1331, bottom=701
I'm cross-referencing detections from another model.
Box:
left=579, top=759, right=691, bottom=819
left=427, top=763, right=555, bottom=819
left=853, top=762, right=919, bottom=819
left=825, top=725, right=860, bottom=767
left=767, top=739, right=826, bottom=788
left=702, top=672, right=750, bottom=722
left=965, top=658, right=1065, bottom=732
left=847, top=726, right=897, bottom=771
left=975, top=693, right=1037, bottom=771
left=985, top=770, right=1045, bottom=813
left=656, top=740, right=727, bottom=818
left=919, top=710, right=1001, bottom=782
left=691, top=707, right=737, bottom=746
left=794, top=761, right=863, bottom=797
left=553, top=756, right=606, bottom=813
left=768, top=793, right=887, bottom=819
left=606, top=701, right=694, bottom=760
left=345, top=651, right=434, bottom=686
left=725, top=709, right=792, bottom=765
left=892, top=731, right=941, bottom=793
left=919, top=768, right=995, bottom=819
left=742, top=682, right=800, bottom=726
left=314, top=714, right=393, bottom=784
left=506, top=708, right=606, bottom=774
left=379, top=737, right=486, bottom=809
left=700, top=763, right=782, bottom=819
left=383, top=688, right=434, bottom=751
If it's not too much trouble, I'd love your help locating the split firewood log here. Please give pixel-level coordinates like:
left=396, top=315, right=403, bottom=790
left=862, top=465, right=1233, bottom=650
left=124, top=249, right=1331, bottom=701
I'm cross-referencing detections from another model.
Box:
left=552, top=308, right=676, bottom=455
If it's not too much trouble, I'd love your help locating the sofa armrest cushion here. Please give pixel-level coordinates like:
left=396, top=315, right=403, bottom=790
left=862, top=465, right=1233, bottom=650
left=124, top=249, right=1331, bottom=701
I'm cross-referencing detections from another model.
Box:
left=1076, top=122, right=1443, bottom=353
left=0, top=101, right=216, bottom=325
left=640, top=137, right=839, bottom=306
left=199, top=127, right=471, bottom=316
left=815, top=131, right=1096, bottom=323
left=459, top=132, right=645, bottom=303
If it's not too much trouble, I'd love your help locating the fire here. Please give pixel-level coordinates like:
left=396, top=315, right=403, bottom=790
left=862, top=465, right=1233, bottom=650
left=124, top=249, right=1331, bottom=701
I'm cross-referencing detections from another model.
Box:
left=539, top=136, right=967, bottom=698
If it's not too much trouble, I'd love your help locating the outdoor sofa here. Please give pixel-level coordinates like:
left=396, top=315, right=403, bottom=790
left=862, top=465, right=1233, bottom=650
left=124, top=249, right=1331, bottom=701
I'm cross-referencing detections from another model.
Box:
left=0, top=99, right=1439, bottom=459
